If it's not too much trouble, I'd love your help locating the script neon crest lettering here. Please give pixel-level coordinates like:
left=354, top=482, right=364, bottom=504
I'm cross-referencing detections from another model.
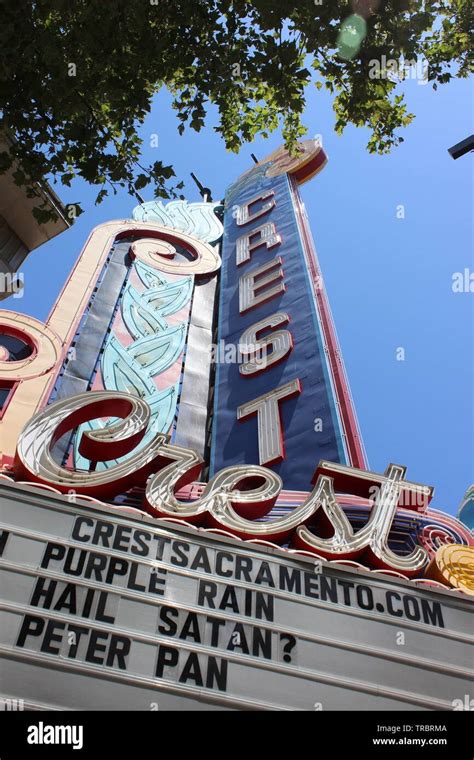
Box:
left=14, top=391, right=434, bottom=576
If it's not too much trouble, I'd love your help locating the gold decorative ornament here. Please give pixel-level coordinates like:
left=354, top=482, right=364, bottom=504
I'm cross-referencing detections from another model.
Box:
left=426, top=544, right=474, bottom=596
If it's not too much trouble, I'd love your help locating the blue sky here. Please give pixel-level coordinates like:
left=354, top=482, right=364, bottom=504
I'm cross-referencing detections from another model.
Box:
left=3, top=75, right=473, bottom=515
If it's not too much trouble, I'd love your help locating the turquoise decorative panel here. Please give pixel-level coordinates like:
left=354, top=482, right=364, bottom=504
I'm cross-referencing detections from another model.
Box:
left=73, top=200, right=223, bottom=472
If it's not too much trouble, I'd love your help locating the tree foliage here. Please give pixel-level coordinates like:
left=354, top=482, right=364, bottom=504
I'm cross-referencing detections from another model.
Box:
left=0, top=0, right=471, bottom=221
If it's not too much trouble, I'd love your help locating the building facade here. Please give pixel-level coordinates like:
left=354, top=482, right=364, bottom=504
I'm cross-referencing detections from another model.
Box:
left=0, top=141, right=472, bottom=710
left=0, top=134, right=71, bottom=301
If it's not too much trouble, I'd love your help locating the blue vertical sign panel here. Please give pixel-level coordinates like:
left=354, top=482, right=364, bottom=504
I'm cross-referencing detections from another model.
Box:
left=210, top=162, right=348, bottom=490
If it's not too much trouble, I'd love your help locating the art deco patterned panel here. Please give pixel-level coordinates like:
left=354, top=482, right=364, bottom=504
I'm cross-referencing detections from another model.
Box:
left=73, top=201, right=223, bottom=471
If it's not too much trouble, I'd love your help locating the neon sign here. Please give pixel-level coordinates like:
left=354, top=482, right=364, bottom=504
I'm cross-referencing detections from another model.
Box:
left=1, top=140, right=473, bottom=598
left=210, top=140, right=367, bottom=488
left=13, top=389, right=474, bottom=591
left=0, top=220, right=221, bottom=466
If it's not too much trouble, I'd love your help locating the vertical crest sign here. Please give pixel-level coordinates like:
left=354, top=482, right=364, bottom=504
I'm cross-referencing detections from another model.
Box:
left=210, top=141, right=366, bottom=488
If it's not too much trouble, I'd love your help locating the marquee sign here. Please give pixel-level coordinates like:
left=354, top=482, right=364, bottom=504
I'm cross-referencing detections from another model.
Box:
left=0, top=479, right=472, bottom=711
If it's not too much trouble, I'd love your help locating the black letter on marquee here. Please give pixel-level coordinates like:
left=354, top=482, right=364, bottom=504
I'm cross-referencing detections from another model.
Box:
left=279, top=566, right=301, bottom=595
left=16, top=614, right=45, bottom=647
left=206, top=657, right=228, bottom=692
left=179, top=652, right=203, bottom=686
left=71, top=517, right=94, bottom=542
left=180, top=612, right=201, bottom=643
left=107, top=635, right=131, bottom=669
left=41, top=620, right=65, bottom=655
left=197, top=581, right=217, bottom=608
left=66, top=624, right=89, bottom=658
left=0, top=530, right=10, bottom=557
left=255, top=592, right=274, bottom=622
left=158, top=606, right=179, bottom=636
left=155, top=645, right=179, bottom=677
left=252, top=627, right=272, bottom=660
left=30, top=577, right=57, bottom=609
left=320, top=576, right=337, bottom=603
left=421, top=599, right=444, bottom=628
left=40, top=542, right=66, bottom=569
left=386, top=591, right=403, bottom=617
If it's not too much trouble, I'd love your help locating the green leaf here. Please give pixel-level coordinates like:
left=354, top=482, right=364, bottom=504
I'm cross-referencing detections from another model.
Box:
left=0, top=0, right=468, bottom=212
left=134, top=173, right=150, bottom=190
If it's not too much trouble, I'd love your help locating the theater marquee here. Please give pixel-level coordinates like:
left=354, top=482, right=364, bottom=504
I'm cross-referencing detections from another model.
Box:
left=0, top=478, right=472, bottom=711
